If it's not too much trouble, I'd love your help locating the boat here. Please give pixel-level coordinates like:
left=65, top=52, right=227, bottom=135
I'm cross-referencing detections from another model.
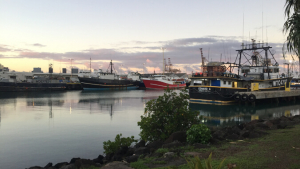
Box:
left=189, top=39, right=291, bottom=104
left=78, top=60, right=139, bottom=90
left=142, top=74, right=186, bottom=89
left=0, top=71, right=67, bottom=92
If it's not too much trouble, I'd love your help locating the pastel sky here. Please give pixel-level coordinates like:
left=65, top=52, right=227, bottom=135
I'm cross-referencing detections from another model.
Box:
left=0, top=0, right=293, bottom=74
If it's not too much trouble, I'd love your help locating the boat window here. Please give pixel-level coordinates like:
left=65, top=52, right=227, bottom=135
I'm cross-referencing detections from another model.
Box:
left=223, top=81, right=226, bottom=85
left=274, top=68, right=279, bottom=73
left=242, top=69, right=250, bottom=73
left=228, top=81, right=231, bottom=85
left=10, top=76, right=16, bottom=79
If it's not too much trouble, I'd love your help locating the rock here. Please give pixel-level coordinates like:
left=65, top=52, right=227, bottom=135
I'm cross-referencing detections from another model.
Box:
left=184, top=152, right=201, bottom=157
left=231, top=126, right=241, bottom=135
left=244, top=124, right=255, bottom=131
left=239, top=130, right=250, bottom=138
left=163, top=152, right=175, bottom=158
left=101, top=161, right=133, bottom=169
left=126, top=148, right=135, bottom=156
left=54, top=162, right=68, bottom=169
left=104, top=153, right=114, bottom=161
left=226, top=133, right=239, bottom=140
left=248, top=132, right=260, bottom=139
left=291, top=115, right=300, bottom=122
left=212, top=130, right=226, bottom=140
left=73, top=159, right=96, bottom=169
left=254, top=122, right=269, bottom=129
left=93, top=155, right=104, bottom=164
left=164, top=131, right=187, bottom=144
left=134, top=140, right=145, bottom=148
left=69, top=158, right=80, bottom=164
left=280, top=116, right=290, bottom=121
left=111, top=155, right=122, bottom=161
left=237, top=123, right=246, bottom=130
left=44, top=162, right=52, bottom=168
left=193, top=143, right=209, bottom=149
left=146, top=140, right=164, bottom=149
left=28, top=166, right=42, bottom=169
left=162, top=140, right=183, bottom=149
left=59, top=164, right=77, bottom=169
left=263, top=120, right=273, bottom=128
left=115, top=146, right=128, bottom=156
left=134, top=147, right=150, bottom=156
left=125, top=155, right=139, bottom=163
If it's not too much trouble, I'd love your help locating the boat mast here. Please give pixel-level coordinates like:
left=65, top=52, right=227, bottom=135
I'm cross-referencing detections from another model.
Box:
left=110, top=60, right=113, bottom=73
left=90, top=57, right=91, bottom=73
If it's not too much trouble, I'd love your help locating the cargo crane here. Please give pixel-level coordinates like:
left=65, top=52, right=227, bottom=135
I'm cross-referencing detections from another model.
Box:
left=200, top=48, right=206, bottom=72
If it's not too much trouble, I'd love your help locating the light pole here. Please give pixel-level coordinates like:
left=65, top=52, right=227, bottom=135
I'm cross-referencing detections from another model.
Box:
left=161, top=47, right=165, bottom=74
left=69, top=59, right=74, bottom=77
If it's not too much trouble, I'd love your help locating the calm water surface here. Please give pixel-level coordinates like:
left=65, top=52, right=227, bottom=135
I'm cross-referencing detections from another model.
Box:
left=1, top=90, right=300, bottom=169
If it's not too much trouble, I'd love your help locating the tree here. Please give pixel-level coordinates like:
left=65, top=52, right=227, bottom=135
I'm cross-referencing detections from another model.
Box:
left=137, top=88, right=201, bottom=142
left=283, top=0, right=300, bottom=57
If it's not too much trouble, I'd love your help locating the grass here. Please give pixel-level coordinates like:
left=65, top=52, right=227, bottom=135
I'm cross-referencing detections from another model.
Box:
left=130, top=124, right=300, bottom=169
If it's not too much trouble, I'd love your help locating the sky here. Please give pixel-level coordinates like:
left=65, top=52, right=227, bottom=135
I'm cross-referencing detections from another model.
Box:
left=0, top=0, right=295, bottom=74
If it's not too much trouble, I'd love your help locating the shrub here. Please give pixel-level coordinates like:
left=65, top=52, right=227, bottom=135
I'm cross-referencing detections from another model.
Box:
left=155, top=148, right=169, bottom=154
left=137, top=88, right=201, bottom=142
left=103, top=133, right=137, bottom=155
left=186, top=124, right=211, bottom=144
left=185, top=153, right=228, bottom=169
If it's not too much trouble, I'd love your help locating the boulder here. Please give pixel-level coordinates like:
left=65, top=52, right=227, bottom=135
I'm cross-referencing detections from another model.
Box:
left=164, top=152, right=175, bottom=158
left=59, top=164, right=77, bottom=169
left=162, top=140, right=183, bottom=149
left=226, top=133, right=239, bottom=140
left=263, top=120, right=273, bottom=128
left=44, top=162, right=52, bottom=168
left=254, top=122, right=270, bottom=129
left=54, top=162, right=68, bottom=169
left=248, top=132, right=260, bottom=139
left=93, top=155, right=104, bottom=164
left=212, top=130, right=226, bottom=140
left=231, top=126, right=241, bottom=135
left=146, top=140, right=164, bottom=149
left=101, top=161, right=132, bottom=169
left=115, top=146, right=128, bottom=156
left=164, top=131, right=187, bottom=144
left=134, top=147, right=150, bottom=156
left=239, top=130, right=250, bottom=138
left=126, top=148, right=135, bottom=156
left=104, top=153, right=114, bottom=161
left=134, top=140, right=145, bottom=148
left=28, top=166, right=42, bottom=169
left=74, top=159, right=96, bottom=169
left=69, top=158, right=80, bottom=164
left=111, top=155, right=122, bottom=161
left=125, top=155, right=139, bottom=163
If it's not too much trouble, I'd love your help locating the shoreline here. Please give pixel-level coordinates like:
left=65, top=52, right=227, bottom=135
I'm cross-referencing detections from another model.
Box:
left=26, top=114, right=300, bottom=169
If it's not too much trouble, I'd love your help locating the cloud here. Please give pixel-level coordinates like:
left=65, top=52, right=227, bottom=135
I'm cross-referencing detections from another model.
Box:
left=32, top=43, right=46, bottom=47
left=1, top=36, right=289, bottom=73
left=0, top=45, right=11, bottom=52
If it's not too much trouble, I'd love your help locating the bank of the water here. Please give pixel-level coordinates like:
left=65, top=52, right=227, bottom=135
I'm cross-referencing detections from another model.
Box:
left=26, top=115, right=300, bottom=169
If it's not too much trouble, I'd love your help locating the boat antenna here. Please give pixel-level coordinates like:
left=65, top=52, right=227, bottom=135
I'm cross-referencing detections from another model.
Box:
left=262, top=0, right=264, bottom=44
left=90, top=57, right=91, bottom=73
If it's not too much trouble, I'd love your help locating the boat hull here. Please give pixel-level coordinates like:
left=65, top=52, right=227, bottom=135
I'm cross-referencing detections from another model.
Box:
left=79, top=77, right=139, bottom=90
left=0, top=82, right=66, bottom=92
left=189, top=86, right=285, bottom=104
left=143, top=79, right=186, bottom=89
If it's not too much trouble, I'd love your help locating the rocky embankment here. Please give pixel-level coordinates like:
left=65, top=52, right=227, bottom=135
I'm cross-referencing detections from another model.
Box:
left=27, top=115, right=300, bottom=169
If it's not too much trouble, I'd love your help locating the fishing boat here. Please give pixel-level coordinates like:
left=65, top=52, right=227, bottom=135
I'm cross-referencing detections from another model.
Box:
left=142, top=74, right=186, bottom=89
left=78, top=60, right=139, bottom=90
left=189, top=39, right=291, bottom=104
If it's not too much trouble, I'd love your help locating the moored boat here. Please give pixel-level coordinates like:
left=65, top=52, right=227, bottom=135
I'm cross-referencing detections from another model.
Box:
left=189, top=39, right=291, bottom=104
left=142, top=74, right=186, bottom=89
left=78, top=60, right=139, bottom=90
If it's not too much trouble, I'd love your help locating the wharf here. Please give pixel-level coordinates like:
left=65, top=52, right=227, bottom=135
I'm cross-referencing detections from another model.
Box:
left=238, top=89, right=300, bottom=100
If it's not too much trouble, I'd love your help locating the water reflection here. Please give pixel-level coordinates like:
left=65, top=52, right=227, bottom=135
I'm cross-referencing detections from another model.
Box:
left=190, top=102, right=300, bottom=126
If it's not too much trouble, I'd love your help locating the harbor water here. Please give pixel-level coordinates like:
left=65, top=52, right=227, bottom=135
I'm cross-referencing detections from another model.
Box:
left=0, top=90, right=300, bottom=169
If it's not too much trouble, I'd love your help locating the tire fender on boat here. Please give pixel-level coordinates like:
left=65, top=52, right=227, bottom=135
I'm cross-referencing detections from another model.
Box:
left=241, top=94, right=248, bottom=102
left=234, top=94, right=241, bottom=101
left=248, top=94, right=256, bottom=102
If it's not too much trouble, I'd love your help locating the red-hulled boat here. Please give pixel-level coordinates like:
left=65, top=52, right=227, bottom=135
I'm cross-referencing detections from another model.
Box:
left=142, top=75, right=186, bottom=89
